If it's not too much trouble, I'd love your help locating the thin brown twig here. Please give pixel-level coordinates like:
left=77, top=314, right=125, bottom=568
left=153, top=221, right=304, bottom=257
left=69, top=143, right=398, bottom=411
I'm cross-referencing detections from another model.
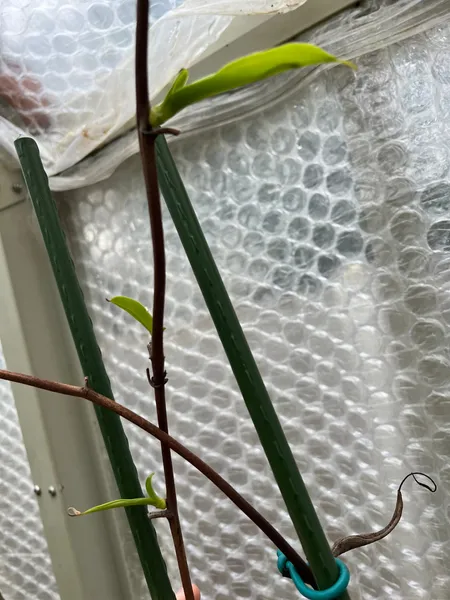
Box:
left=149, top=510, right=172, bottom=520
left=135, top=1, right=194, bottom=598
left=0, top=368, right=314, bottom=586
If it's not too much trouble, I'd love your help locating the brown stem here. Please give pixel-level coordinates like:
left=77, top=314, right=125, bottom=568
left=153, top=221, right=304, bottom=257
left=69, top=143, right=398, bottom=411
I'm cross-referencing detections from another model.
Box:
left=149, top=510, right=172, bottom=520
left=135, top=1, right=193, bottom=598
left=0, top=368, right=314, bottom=586
left=155, top=383, right=193, bottom=597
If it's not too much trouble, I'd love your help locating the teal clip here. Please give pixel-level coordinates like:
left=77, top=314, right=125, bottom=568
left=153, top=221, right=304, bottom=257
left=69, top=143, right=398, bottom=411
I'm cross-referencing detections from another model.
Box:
left=277, top=551, right=350, bottom=600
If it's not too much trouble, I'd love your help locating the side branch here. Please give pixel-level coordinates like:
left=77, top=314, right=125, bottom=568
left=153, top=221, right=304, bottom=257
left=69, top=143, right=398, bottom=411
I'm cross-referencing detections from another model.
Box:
left=0, top=368, right=314, bottom=586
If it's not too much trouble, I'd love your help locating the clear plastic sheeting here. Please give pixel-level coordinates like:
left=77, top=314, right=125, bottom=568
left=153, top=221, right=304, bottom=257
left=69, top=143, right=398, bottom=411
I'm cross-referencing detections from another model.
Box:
left=59, top=12, right=449, bottom=599
left=0, top=0, right=308, bottom=177
left=45, top=0, right=450, bottom=191
left=0, top=345, right=59, bottom=600
left=0, top=0, right=230, bottom=173
left=171, top=0, right=307, bottom=16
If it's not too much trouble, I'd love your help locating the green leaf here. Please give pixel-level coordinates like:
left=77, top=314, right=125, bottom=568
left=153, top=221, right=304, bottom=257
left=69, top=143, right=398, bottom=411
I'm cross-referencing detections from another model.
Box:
left=109, top=296, right=153, bottom=335
left=167, top=68, right=189, bottom=96
left=68, top=473, right=166, bottom=517
left=150, top=43, right=355, bottom=126
left=68, top=497, right=158, bottom=517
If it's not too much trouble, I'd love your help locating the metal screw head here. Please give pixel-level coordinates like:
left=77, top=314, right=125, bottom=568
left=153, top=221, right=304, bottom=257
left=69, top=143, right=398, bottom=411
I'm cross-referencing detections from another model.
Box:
left=48, top=486, right=57, bottom=497
left=33, top=485, right=42, bottom=496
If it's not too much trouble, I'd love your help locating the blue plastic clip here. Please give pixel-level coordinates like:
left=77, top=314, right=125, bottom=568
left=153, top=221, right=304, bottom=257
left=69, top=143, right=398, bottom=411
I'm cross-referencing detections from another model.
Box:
left=277, top=551, right=350, bottom=600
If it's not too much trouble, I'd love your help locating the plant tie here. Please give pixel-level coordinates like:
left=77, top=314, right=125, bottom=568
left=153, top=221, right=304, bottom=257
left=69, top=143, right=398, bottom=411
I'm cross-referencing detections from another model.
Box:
left=277, top=551, right=350, bottom=600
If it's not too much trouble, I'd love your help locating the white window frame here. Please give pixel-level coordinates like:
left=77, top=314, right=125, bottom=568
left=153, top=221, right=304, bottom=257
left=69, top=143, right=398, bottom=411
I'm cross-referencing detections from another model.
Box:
left=0, top=166, right=134, bottom=600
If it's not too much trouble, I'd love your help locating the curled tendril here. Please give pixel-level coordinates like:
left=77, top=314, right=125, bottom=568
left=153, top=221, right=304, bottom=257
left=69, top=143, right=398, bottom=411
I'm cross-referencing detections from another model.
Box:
left=332, top=472, right=437, bottom=557
left=398, top=472, right=437, bottom=494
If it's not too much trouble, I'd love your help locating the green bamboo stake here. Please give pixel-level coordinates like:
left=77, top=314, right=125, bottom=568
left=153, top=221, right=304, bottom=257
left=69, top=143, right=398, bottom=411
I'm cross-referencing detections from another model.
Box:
left=156, top=136, right=350, bottom=598
left=15, top=137, right=175, bottom=600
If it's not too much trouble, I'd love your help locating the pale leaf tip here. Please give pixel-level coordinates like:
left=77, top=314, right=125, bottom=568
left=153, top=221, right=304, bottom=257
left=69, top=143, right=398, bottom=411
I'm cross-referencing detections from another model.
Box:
left=67, top=507, right=82, bottom=517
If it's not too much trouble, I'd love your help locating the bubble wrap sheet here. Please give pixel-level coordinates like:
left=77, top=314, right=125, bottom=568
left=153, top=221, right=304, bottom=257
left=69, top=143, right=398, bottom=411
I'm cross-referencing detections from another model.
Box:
left=43, top=0, right=450, bottom=191
left=0, top=0, right=178, bottom=125
left=0, top=0, right=309, bottom=175
left=0, top=346, right=59, bottom=599
left=58, top=20, right=449, bottom=600
left=0, top=0, right=231, bottom=173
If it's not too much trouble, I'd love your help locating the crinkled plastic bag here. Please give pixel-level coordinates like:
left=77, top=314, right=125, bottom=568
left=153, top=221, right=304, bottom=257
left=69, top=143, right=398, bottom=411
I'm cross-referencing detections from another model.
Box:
left=0, top=0, right=308, bottom=178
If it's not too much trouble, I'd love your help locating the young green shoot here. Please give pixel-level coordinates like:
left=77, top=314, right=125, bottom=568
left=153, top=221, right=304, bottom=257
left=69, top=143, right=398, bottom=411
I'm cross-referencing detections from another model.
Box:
left=150, top=42, right=355, bottom=126
left=108, top=295, right=155, bottom=334
left=68, top=473, right=166, bottom=517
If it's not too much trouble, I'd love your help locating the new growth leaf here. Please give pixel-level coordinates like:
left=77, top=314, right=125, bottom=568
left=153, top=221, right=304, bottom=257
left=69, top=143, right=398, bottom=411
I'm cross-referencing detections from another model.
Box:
left=150, top=43, right=355, bottom=126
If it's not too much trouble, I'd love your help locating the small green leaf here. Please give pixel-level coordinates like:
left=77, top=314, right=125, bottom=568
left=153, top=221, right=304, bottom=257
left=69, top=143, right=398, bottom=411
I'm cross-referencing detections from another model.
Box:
left=145, top=473, right=166, bottom=510
left=167, top=68, right=189, bottom=96
left=68, top=497, right=159, bottom=517
left=150, top=43, right=355, bottom=126
left=68, top=474, right=166, bottom=517
left=109, top=296, right=153, bottom=335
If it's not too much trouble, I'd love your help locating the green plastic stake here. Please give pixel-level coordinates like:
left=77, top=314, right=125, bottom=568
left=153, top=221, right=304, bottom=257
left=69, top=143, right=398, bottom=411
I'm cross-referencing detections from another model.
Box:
left=14, top=137, right=175, bottom=600
left=155, top=135, right=350, bottom=599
